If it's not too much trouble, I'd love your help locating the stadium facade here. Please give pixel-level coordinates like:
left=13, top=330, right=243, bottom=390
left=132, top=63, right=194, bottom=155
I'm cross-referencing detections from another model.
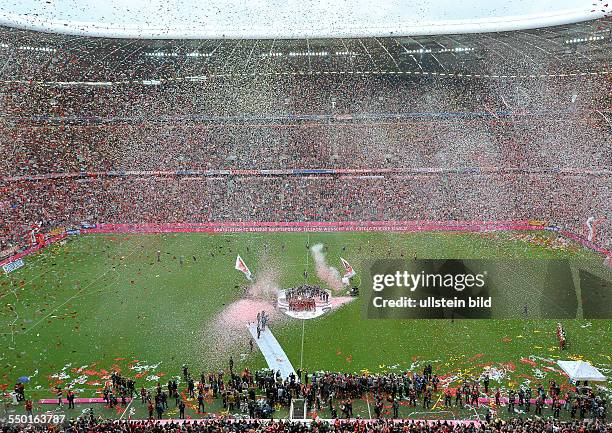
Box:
left=0, top=20, right=609, bottom=82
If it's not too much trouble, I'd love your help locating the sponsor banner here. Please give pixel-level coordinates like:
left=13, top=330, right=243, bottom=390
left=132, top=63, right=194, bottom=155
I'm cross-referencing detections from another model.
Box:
left=2, top=258, right=24, bottom=274
left=292, top=169, right=336, bottom=175
left=66, top=229, right=81, bottom=235
left=3, top=168, right=610, bottom=183
left=83, top=220, right=538, bottom=235
left=230, top=170, right=260, bottom=175
left=412, top=167, right=445, bottom=173
left=47, top=227, right=66, bottom=237
left=81, top=221, right=610, bottom=257
left=107, top=171, right=127, bottom=177
left=210, top=225, right=530, bottom=233
left=0, top=233, right=68, bottom=268
left=260, top=169, right=288, bottom=176
left=528, top=219, right=548, bottom=226
left=211, top=220, right=536, bottom=233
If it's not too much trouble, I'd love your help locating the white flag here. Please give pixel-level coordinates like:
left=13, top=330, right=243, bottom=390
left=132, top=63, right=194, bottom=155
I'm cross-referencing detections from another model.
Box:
left=340, top=257, right=356, bottom=278
left=235, top=255, right=253, bottom=280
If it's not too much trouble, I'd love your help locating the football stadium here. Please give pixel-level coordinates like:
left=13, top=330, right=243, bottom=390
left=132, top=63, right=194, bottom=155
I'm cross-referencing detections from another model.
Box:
left=0, top=0, right=611, bottom=431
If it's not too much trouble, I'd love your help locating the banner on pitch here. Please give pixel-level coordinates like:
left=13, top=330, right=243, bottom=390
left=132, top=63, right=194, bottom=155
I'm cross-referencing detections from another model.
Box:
left=3, top=258, right=24, bottom=274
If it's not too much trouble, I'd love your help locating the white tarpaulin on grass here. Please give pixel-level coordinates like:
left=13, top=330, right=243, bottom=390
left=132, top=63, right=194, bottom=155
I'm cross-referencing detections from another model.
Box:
left=557, top=360, right=606, bottom=382
left=247, top=323, right=296, bottom=380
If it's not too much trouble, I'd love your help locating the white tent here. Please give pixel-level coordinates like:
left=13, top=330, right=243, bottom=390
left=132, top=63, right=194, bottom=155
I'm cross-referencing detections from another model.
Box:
left=557, top=360, right=607, bottom=382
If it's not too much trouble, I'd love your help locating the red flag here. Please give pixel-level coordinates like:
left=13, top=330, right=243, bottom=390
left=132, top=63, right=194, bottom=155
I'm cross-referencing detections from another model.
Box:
left=235, top=255, right=252, bottom=280
left=340, top=257, right=356, bottom=278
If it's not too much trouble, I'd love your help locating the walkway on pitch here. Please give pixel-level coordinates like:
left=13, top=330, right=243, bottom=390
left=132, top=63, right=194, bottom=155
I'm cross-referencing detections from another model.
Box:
left=247, top=323, right=296, bottom=379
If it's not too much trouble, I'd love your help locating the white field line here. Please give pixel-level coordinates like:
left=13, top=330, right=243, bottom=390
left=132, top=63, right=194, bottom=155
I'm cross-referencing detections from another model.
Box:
left=21, top=237, right=142, bottom=335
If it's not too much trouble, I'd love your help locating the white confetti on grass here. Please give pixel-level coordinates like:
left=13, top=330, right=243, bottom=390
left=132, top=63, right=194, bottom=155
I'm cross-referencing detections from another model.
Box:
left=74, top=365, right=89, bottom=373
left=50, top=364, right=72, bottom=381
left=51, top=372, right=70, bottom=380
left=481, top=365, right=513, bottom=382
left=129, top=361, right=162, bottom=372
left=67, top=375, right=88, bottom=387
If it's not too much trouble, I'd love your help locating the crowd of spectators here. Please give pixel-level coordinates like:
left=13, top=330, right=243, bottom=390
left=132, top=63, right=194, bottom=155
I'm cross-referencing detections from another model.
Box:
left=1, top=58, right=610, bottom=255
left=2, top=76, right=606, bottom=120
left=2, top=417, right=611, bottom=433
left=1, top=114, right=608, bottom=176
left=1, top=173, right=609, bottom=252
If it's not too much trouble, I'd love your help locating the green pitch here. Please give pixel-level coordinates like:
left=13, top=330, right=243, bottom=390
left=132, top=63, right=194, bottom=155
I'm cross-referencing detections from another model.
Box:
left=0, top=231, right=610, bottom=420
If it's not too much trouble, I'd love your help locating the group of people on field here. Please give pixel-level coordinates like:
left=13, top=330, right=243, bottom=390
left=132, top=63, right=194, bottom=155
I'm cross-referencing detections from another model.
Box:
left=14, top=361, right=609, bottom=423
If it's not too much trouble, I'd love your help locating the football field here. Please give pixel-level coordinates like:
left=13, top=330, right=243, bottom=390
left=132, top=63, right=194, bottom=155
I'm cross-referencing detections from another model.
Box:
left=1, top=230, right=610, bottom=420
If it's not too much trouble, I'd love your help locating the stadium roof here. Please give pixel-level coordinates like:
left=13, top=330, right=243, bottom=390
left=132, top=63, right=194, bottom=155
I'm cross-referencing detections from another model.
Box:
left=0, top=0, right=608, bottom=39
left=0, top=19, right=609, bottom=83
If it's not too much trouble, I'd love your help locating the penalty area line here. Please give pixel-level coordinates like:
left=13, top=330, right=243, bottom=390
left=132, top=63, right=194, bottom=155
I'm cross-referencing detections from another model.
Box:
left=467, top=404, right=482, bottom=422
left=21, top=237, right=142, bottom=335
left=431, top=391, right=444, bottom=410
left=365, top=392, right=372, bottom=419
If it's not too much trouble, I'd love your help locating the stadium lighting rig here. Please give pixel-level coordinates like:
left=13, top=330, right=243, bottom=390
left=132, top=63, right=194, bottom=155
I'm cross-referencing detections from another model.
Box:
left=17, top=45, right=56, bottom=52
left=185, top=51, right=214, bottom=58
left=288, top=51, right=329, bottom=57
left=565, top=36, right=606, bottom=44
left=404, top=47, right=475, bottom=54
left=145, top=51, right=214, bottom=58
